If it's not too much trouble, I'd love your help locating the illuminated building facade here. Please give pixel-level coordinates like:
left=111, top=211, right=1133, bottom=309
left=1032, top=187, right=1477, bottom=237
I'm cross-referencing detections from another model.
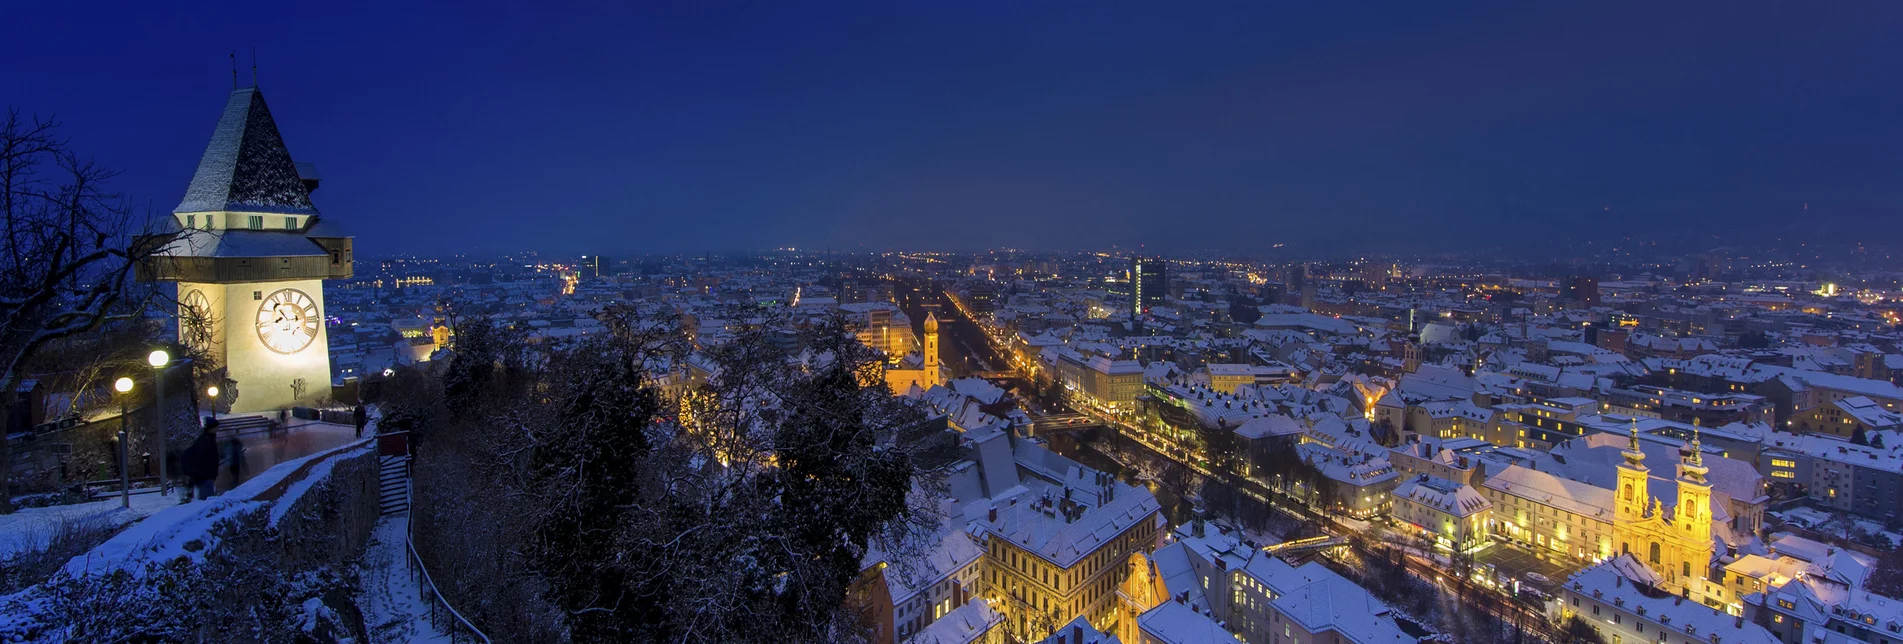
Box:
left=982, top=485, right=1161, bottom=640
left=1609, top=422, right=1720, bottom=604
left=1391, top=474, right=1492, bottom=552
left=885, top=312, right=946, bottom=393
left=1131, top=258, right=1165, bottom=319
left=147, top=87, right=351, bottom=412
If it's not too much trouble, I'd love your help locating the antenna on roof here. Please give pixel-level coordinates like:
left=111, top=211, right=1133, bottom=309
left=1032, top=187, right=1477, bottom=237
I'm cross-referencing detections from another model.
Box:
left=230, top=51, right=238, bottom=90
left=251, top=47, right=258, bottom=87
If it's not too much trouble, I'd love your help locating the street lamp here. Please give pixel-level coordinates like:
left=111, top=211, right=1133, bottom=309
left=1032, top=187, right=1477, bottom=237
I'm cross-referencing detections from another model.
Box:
left=206, top=385, right=219, bottom=399
left=148, top=349, right=172, bottom=496
left=113, top=376, right=134, bottom=508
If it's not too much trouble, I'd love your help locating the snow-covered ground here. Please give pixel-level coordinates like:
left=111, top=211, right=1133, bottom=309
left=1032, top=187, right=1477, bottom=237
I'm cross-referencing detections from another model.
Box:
left=356, top=514, right=452, bottom=644
left=0, top=491, right=175, bottom=559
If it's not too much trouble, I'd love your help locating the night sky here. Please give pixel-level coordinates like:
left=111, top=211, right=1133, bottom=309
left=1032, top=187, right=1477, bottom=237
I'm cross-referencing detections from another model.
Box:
left=7, top=2, right=1901, bottom=257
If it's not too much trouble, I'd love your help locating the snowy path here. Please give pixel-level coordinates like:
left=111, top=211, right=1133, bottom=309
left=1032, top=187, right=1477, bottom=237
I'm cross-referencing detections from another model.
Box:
left=0, top=492, right=175, bottom=559
left=355, top=514, right=452, bottom=644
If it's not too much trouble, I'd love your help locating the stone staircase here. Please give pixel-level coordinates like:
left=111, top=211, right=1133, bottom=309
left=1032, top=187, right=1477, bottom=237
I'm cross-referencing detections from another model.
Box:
left=378, top=455, right=410, bottom=516
left=218, top=414, right=276, bottom=434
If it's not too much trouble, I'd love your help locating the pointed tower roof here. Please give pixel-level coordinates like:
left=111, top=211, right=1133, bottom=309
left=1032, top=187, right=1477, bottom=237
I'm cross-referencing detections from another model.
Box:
left=175, top=88, right=318, bottom=216
left=924, top=311, right=940, bottom=334
left=1622, top=416, right=1648, bottom=471
left=1680, top=425, right=1709, bottom=485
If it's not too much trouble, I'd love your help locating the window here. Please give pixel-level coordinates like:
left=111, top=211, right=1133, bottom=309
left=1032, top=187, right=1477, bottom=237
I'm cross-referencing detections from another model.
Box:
left=185, top=214, right=195, bottom=228
left=252, top=291, right=262, bottom=301
left=248, top=215, right=262, bottom=229
left=284, top=216, right=296, bottom=230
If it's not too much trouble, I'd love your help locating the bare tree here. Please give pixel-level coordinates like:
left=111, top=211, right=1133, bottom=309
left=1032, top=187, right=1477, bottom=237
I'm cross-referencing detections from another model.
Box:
left=0, top=108, right=186, bottom=512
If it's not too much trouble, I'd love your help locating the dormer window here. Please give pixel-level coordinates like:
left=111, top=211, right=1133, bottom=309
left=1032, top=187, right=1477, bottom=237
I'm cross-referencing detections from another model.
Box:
left=248, top=215, right=262, bottom=230
left=284, top=216, right=296, bottom=230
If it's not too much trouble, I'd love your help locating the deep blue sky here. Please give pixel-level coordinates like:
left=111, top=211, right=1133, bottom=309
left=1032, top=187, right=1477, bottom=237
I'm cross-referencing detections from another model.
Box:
left=7, top=2, right=1901, bottom=257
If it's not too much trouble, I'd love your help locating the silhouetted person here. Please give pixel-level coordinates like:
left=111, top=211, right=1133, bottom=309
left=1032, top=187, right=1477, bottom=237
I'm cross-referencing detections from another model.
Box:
left=226, top=435, right=247, bottom=483
left=354, top=403, right=367, bottom=438
left=182, top=417, right=221, bottom=502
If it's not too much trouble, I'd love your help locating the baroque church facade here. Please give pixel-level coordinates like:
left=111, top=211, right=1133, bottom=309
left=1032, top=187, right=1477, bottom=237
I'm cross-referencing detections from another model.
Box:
left=1612, top=421, right=1724, bottom=605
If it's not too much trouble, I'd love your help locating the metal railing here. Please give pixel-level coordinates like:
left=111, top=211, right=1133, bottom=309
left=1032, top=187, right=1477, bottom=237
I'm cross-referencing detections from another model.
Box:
left=401, top=462, right=492, bottom=644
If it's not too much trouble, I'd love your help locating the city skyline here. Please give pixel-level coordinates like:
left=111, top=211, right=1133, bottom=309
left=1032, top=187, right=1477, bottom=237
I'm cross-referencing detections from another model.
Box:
left=8, top=1, right=1901, bottom=257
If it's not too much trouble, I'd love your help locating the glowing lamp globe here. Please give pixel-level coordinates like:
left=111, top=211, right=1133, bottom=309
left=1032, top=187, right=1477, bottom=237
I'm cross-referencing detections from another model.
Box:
left=147, top=349, right=170, bottom=368
left=113, top=377, right=134, bottom=394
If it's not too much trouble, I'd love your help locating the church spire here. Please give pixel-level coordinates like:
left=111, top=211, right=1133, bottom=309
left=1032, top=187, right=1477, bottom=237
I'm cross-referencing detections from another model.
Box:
left=1623, top=416, right=1647, bottom=470
left=1678, top=424, right=1709, bottom=486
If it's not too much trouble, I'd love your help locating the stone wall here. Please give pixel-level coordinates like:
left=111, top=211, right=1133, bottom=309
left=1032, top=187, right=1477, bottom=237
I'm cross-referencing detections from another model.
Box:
left=0, top=440, right=381, bottom=642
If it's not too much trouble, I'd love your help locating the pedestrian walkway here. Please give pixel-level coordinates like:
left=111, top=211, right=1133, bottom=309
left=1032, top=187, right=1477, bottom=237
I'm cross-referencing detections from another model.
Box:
left=354, top=514, right=452, bottom=644
left=212, top=420, right=361, bottom=492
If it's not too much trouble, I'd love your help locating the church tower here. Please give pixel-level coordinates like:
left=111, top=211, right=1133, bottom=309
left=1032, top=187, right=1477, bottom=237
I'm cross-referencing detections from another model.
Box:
left=1675, top=429, right=1715, bottom=578
left=922, top=312, right=942, bottom=387
left=1615, top=418, right=1650, bottom=525
left=148, top=87, right=352, bottom=412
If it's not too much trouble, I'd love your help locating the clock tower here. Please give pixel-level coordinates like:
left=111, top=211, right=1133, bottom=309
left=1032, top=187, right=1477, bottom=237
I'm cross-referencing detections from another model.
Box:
left=148, top=86, right=352, bottom=412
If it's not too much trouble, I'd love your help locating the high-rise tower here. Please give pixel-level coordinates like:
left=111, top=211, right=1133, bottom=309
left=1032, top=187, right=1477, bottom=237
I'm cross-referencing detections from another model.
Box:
left=148, top=87, right=352, bottom=412
left=1132, top=258, right=1165, bottom=319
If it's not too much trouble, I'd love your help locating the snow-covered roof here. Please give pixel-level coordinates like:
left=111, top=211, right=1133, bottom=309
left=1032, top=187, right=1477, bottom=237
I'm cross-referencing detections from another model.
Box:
left=1393, top=474, right=1491, bottom=518
left=908, top=599, right=1003, bottom=644
left=1567, top=561, right=1781, bottom=644
left=1135, top=600, right=1235, bottom=644
left=1482, top=464, right=1615, bottom=522
left=175, top=88, right=319, bottom=216
left=985, top=480, right=1160, bottom=568
left=1268, top=572, right=1417, bottom=642
left=158, top=228, right=330, bottom=258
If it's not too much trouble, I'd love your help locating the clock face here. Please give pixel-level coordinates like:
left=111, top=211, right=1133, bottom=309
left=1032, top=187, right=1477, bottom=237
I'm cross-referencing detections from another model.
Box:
left=255, top=288, right=320, bottom=354
left=180, top=290, right=213, bottom=350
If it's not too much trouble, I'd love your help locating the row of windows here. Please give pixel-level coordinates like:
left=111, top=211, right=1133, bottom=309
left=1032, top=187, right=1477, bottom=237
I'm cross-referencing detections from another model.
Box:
left=182, top=214, right=298, bottom=230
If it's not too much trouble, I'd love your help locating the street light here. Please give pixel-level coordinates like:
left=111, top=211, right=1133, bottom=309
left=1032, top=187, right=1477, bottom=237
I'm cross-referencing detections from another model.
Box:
left=206, top=385, right=219, bottom=398
left=113, top=376, right=134, bottom=509
left=148, top=349, right=173, bottom=496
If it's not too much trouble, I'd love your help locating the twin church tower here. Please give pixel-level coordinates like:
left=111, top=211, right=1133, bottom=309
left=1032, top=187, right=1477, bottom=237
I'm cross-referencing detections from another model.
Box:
left=1613, top=420, right=1717, bottom=601
left=147, top=86, right=352, bottom=412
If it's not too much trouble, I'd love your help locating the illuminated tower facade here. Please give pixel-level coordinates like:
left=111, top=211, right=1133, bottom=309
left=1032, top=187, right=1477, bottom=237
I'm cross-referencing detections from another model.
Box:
left=1132, top=258, right=1165, bottom=318
left=884, top=312, right=945, bottom=393
left=1674, top=432, right=1715, bottom=577
left=1615, top=420, right=1650, bottom=526
left=148, top=87, right=352, bottom=412
left=1609, top=419, right=1718, bottom=601
left=923, top=312, right=941, bottom=380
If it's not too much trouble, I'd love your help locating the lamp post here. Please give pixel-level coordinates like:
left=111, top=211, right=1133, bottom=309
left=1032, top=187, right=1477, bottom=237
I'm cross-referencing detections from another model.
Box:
left=113, top=376, right=134, bottom=509
left=147, top=349, right=171, bottom=496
